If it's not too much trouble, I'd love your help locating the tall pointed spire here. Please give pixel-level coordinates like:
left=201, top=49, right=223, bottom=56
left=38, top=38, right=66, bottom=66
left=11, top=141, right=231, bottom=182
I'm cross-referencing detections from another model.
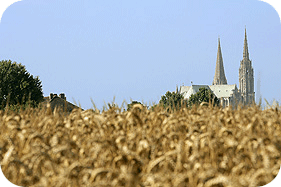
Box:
left=243, top=27, right=249, bottom=60
left=213, top=38, right=227, bottom=85
left=239, top=27, right=255, bottom=105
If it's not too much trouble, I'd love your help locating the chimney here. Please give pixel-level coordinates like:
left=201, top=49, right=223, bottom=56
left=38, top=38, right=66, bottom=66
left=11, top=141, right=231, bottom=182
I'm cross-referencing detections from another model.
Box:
left=59, top=93, right=66, bottom=100
left=49, top=93, right=54, bottom=100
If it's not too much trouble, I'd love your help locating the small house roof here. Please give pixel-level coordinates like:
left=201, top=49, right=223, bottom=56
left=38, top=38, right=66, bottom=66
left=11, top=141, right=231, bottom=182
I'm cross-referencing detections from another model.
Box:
left=41, top=93, right=81, bottom=113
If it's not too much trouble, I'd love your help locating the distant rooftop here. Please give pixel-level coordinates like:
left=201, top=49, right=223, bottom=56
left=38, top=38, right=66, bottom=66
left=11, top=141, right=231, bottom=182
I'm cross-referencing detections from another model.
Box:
left=41, top=93, right=81, bottom=113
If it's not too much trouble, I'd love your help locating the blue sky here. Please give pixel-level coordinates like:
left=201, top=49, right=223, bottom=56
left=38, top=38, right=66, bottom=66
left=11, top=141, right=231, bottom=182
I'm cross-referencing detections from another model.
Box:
left=0, top=0, right=280, bottom=110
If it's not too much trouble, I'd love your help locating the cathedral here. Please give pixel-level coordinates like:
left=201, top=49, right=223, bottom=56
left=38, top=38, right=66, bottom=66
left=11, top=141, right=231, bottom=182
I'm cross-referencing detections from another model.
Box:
left=179, top=29, right=255, bottom=107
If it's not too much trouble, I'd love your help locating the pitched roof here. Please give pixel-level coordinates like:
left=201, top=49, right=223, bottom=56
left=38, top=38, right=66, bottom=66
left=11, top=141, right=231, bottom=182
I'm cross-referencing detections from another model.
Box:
left=209, top=84, right=238, bottom=98
left=180, top=84, right=238, bottom=100
left=180, top=85, right=209, bottom=100
left=41, top=93, right=80, bottom=113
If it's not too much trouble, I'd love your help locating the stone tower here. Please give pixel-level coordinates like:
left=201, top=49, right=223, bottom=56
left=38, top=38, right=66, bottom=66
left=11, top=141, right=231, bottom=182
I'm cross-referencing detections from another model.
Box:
left=239, top=28, right=255, bottom=105
left=213, top=38, right=228, bottom=85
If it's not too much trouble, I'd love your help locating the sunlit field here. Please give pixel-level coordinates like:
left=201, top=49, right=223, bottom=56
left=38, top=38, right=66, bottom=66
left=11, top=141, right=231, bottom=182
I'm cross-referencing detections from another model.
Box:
left=0, top=104, right=280, bottom=187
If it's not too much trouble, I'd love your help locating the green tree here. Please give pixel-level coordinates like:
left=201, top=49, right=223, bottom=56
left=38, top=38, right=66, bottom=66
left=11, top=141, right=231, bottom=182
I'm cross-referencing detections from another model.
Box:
left=0, top=60, right=44, bottom=109
left=159, top=91, right=187, bottom=111
left=127, top=101, right=144, bottom=111
left=188, top=87, right=219, bottom=107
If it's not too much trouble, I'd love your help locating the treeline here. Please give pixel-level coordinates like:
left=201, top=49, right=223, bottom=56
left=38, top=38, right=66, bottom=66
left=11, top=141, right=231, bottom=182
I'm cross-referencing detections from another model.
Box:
left=128, top=88, right=219, bottom=112
left=0, top=59, right=219, bottom=112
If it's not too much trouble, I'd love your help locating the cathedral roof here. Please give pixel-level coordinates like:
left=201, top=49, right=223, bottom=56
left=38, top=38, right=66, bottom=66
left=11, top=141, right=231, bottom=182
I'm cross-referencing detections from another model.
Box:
left=180, top=84, right=238, bottom=100
left=209, top=84, right=238, bottom=98
left=179, top=85, right=209, bottom=100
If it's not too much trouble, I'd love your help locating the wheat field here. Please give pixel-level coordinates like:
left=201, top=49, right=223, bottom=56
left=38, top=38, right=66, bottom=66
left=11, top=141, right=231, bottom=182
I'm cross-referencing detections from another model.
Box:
left=0, top=104, right=280, bottom=187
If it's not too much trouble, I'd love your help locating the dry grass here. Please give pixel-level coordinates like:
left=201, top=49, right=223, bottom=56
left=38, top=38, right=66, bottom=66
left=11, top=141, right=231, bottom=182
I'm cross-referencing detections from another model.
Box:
left=0, top=104, right=281, bottom=187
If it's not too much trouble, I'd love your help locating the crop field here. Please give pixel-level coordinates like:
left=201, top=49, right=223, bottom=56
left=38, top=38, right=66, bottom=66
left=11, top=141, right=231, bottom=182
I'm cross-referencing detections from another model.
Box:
left=0, top=104, right=281, bottom=187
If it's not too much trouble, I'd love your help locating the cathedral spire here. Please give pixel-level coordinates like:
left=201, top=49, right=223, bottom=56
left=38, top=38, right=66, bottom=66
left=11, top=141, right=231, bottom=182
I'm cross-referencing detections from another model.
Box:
left=213, top=38, right=227, bottom=85
left=239, top=28, right=255, bottom=105
left=243, top=28, right=249, bottom=60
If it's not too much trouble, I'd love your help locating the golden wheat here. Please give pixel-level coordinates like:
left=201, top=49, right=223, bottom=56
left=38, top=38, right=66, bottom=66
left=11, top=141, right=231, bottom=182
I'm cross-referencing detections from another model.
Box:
left=0, top=104, right=280, bottom=187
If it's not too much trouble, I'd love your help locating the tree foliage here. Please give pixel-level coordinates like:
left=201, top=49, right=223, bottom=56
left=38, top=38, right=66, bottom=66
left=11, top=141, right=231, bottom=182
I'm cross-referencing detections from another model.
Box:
left=188, top=87, right=219, bottom=107
left=0, top=60, right=44, bottom=109
left=127, top=101, right=143, bottom=111
left=159, top=91, right=187, bottom=111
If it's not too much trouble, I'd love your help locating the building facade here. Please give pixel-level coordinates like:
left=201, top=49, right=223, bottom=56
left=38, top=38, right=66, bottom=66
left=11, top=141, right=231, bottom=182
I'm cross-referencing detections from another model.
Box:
left=179, top=29, right=255, bottom=107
